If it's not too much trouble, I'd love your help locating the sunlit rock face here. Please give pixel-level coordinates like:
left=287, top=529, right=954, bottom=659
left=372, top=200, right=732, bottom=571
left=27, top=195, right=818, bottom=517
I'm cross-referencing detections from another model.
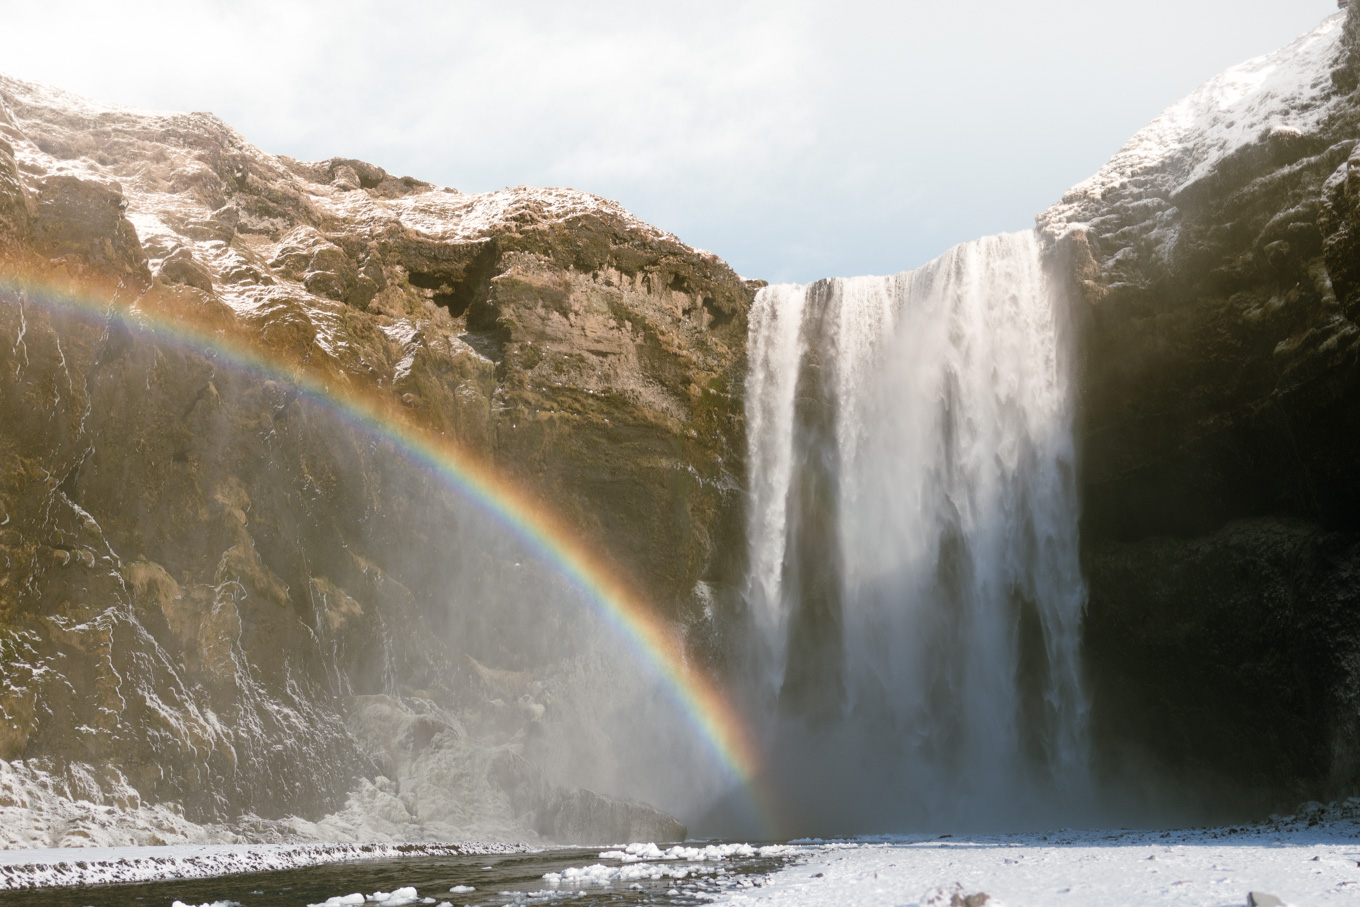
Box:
left=1039, top=7, right=1360, bottom=816
left=0, top=75, right=750, bottom=845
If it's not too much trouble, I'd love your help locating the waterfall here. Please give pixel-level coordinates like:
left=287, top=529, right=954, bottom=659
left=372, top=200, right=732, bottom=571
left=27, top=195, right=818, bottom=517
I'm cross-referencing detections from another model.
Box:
left=742, top=230, right=1090, bottom=832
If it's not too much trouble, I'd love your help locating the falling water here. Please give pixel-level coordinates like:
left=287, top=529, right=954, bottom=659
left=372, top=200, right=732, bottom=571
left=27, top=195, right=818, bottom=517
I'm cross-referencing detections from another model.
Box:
left=743, top=230, right=1089, bottom=833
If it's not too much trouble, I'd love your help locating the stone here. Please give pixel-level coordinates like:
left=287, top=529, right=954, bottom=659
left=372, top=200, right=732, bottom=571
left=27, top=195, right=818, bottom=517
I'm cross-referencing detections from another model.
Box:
left=157, top=246, right=214, bottom=292
left=951, top=894, right=989, bottom=907
left=1247, top=893, right=1285, bottom=907
left=29, top=174, right=149, bottom=281
left=0, top=136, right=30, bottom=249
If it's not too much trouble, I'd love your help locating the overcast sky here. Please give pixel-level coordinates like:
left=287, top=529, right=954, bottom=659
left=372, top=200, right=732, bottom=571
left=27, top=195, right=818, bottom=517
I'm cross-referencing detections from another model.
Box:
left=1, top=1, right=1341, bottom=283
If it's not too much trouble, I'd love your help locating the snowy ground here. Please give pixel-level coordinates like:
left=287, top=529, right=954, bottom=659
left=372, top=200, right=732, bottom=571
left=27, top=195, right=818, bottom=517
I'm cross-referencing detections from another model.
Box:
left=718, top=802, right=1360, bottom=907
left=4, top=805, right=1360, bottom=904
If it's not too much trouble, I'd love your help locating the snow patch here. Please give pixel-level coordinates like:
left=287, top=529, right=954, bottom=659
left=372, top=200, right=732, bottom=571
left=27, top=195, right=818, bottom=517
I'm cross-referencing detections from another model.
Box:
left=308, top=892, right=439, bottom=907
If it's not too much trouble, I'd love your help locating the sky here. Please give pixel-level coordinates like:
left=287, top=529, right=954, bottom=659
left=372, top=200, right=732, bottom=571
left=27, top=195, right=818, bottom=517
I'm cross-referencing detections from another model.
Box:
left=0, top=0, right=1342, bottom=283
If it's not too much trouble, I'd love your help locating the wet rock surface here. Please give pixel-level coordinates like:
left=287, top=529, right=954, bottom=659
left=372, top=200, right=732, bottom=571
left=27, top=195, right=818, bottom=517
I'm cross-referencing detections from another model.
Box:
left=1040, top=7, right=1360, bottom=812
left=0, top=74, right=745, bottom=844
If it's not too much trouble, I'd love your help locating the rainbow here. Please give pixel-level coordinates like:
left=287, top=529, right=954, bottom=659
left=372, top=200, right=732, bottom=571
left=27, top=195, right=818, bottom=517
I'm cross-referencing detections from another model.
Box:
left=0, top=272, right=774, bottom=836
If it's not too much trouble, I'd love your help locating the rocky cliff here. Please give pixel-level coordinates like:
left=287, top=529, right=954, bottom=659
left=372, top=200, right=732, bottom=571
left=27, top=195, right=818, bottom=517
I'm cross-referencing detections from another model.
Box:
left=0, top=75, right=749, bottom=845
left=1039, top=5, right=1360, bottom=815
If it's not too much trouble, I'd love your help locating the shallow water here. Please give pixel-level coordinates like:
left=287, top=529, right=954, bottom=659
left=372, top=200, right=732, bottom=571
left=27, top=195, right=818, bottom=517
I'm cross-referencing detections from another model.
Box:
left=1, top=844, right=797, bottom=907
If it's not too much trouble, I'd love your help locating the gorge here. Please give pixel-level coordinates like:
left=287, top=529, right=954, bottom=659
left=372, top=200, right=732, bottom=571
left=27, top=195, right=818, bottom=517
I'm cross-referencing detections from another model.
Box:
left=1, top=3, right=1359, bottom=854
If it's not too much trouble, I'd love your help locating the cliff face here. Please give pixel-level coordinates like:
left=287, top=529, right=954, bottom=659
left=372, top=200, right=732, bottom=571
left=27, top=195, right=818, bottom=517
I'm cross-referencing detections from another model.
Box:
left=0, top=75, right=747, bottom=844
left=1040, top=8, right=1360, bottom=812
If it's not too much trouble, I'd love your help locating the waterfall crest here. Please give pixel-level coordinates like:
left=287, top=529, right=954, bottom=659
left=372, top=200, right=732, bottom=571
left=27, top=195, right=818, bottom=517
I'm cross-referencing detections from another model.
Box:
left=742, top=230, right=1090, bottom=832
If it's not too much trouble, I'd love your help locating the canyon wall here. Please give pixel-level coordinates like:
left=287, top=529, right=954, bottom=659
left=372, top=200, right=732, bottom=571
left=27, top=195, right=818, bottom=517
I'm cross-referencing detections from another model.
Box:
left=1040, top=6, right=1360, bottom=814
left=0, top=75, right=750, bottom=845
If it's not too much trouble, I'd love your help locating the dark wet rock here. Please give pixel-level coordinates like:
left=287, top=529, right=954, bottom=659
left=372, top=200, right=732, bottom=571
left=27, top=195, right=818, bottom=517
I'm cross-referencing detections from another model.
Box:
left=1082, top=520, right=1360, bottom=806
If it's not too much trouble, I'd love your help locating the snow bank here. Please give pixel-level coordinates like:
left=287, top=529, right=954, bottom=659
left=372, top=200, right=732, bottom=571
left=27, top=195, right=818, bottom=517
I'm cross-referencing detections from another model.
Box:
left=540, top=840, right=800, bottom=890
left=599, top=842, right=795, bottom=862
left=544, top=862, right=715, bottom=886
left=0, top=841, right=524, bottom=891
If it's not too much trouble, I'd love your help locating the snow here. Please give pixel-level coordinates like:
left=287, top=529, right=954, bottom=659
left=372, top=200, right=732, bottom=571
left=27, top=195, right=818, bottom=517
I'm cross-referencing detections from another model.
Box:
left=714, top=805, right=1360, bottom=907
left=541, top=841, right=800, bottom=889
left=307, top=891, right=438, bottom=907
left=600, top=842, right=796, bottom=863
left=0, top=841, right=524, bottom=891
left=311, top=896, right=367, bottom=907
left=1043, top=12, right=1348, bottom=238
left=544, top=862, right=717, bottom=886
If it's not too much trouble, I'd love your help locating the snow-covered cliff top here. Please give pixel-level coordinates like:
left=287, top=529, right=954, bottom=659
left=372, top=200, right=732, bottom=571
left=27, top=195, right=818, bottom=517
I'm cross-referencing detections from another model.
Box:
left=1042, top=12, right=1348, bottom=238
left=0, top=72, right=706, bottom=313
